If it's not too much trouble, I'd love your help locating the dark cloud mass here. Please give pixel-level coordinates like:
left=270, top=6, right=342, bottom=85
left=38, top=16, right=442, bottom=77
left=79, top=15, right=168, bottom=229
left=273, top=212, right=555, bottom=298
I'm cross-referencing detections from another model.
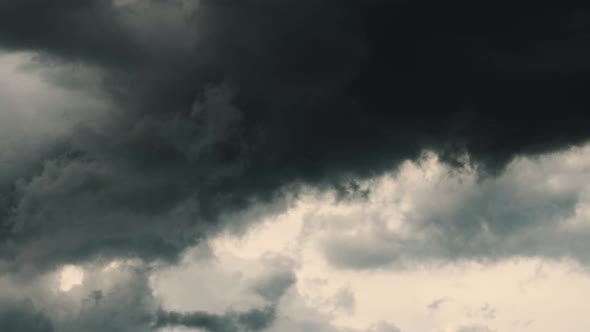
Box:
left=1, top=0, right=590, bottom=272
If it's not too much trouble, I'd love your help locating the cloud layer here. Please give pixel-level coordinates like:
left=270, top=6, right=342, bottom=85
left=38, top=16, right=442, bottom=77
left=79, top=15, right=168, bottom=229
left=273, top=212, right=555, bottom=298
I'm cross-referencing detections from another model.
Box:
left=2, top=1, right=590, bottom=272
left=1, top=1, right=590, bottom=331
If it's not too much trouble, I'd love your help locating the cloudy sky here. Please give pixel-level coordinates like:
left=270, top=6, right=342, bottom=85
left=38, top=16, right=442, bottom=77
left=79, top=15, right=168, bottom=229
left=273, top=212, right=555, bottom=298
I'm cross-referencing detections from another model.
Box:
left=1, top=1, right=590, bottom=331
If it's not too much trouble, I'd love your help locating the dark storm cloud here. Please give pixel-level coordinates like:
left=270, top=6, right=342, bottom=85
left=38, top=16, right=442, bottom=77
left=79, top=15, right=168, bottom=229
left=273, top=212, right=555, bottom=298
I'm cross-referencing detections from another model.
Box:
left=1, top=1, right=590, bottom=271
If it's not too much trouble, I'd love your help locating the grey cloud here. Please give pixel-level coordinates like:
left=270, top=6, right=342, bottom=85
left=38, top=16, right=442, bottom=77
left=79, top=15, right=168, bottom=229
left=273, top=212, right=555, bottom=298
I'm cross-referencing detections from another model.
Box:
left=2, top=155, right=206, bottom=273
left=0, top=51, right=107, bottom=241
left=157, top=253, right=400, bottom=332
left=0, top=260, right=294, bottom=332
left=322, top=235, right=402, bottom=269
left=0, top=0, right=198, bottom=68
left=67, top=267, right=279, bottom=332
left=154, top=259, right=295, bottom=331
left=59, top=270, right=158, bottom=332
left=155, top=306, right=276, bottom=332
left=2, top=1, right=590, bottom=274
left=0, top=299, right=54, bottom=332
left=307, top=149, right=590, bottom=269
left=251, top=269, right=297, bottom=303
left=30, top=253, right=401, bottom=332
left=0, top=8, right=586, bottom=332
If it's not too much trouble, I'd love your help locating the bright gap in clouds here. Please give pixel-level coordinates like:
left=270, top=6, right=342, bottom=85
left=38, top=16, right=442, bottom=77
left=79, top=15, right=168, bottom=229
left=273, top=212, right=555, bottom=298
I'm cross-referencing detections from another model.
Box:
left=59, top=265, right=84, bottom=292
left=151, top=145, right=590, bottom=332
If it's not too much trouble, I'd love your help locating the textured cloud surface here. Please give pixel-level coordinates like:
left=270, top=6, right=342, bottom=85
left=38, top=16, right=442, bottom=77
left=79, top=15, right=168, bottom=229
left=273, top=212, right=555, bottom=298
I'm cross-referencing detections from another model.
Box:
left=312, top=147, right=590, bottom=269
left=1, top=1, right=590, bottom=331
left=2, top=1, right=590, bottom=270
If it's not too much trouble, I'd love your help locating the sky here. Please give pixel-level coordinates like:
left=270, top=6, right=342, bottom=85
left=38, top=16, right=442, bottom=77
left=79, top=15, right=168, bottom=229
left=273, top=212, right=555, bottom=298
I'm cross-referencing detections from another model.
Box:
left=1, top=1, right=590, bottom=331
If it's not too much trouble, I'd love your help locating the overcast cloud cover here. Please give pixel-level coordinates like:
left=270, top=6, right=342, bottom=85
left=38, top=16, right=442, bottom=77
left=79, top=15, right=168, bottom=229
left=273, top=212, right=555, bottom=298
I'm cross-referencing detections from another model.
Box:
left=1, top=1, right=590, bottom=331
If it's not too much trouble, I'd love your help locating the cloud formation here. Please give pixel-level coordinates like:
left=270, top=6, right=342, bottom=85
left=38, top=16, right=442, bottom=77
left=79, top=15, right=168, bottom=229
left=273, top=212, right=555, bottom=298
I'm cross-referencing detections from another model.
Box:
left=1, top=1, right=590, bottom=273
left=297, top=147, right=590, bottom=269
left=0, top=257, right=295, bottom=332
left=2, top=2, right=590, bottom=331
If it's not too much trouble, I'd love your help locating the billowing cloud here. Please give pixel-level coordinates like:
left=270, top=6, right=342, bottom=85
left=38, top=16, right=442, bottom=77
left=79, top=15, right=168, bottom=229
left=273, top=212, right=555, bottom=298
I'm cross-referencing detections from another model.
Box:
left=2, top=2, right=590, bottom=331
left=1, top=1, right=590, bottom=274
